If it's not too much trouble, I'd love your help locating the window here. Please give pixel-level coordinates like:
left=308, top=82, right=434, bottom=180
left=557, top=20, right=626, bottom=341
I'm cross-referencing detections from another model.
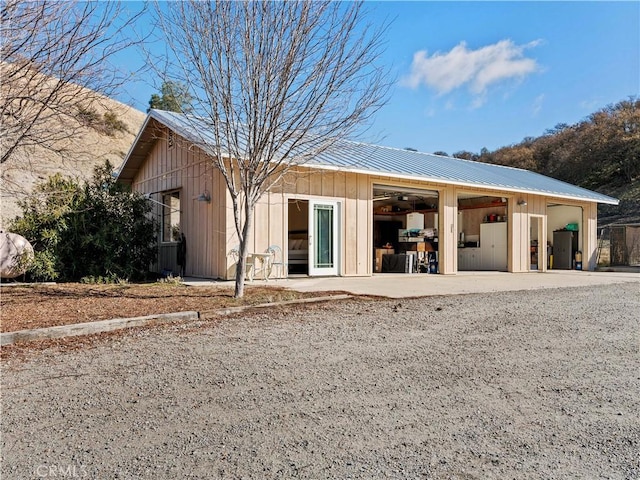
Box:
left=162, top=191, right=181, bottom=242
left=168, top=130, right=175, bottom=149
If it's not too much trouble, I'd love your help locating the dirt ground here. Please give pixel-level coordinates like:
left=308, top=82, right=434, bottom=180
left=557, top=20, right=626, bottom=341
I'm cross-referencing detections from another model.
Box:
left=0, top=282, right=332, bottom=333
left=1, top=283, right=638, bottom=479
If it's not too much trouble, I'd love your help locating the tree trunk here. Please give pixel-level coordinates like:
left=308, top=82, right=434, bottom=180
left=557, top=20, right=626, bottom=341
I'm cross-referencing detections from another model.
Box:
left=233, top=199, right=254, bottom=298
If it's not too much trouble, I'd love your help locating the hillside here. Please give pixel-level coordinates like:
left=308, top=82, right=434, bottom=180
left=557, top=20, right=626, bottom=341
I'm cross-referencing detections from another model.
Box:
left=452, top=98, right=640, bottom=226
left=2, top=94, right=637, bottom=229
left=0, top=96, right=146, bottom=228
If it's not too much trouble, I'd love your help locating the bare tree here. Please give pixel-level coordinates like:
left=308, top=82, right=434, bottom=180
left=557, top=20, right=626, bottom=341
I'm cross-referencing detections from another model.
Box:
left=151, top=0, right=390, bottom=297
left=0, top=0, right=143, bottom=164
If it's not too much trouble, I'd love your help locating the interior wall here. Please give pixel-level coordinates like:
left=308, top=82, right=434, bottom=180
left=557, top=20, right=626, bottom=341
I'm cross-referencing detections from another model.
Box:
left=458, top=206, right=507, bottom=237
left=548, top=205, right=583, bottom=249
left=288, top=199, right=308, bottom=231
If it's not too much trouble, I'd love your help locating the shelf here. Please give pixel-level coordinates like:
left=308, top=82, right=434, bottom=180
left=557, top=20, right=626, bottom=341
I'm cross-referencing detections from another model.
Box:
left=458, top=202, right=507, bottom=211
left=374, top=209, right=437, bottom=216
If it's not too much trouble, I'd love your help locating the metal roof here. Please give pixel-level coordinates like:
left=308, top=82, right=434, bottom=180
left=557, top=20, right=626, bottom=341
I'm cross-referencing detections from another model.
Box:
left=119, top=110, right=619, bottom=205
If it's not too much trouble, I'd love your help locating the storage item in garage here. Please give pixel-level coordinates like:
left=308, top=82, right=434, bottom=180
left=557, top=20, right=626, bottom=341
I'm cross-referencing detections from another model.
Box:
left=374, top=248, right=394, bottom=273
left=428, top=251, right=438, bottom=273
left=575, top=250, right=582, bottom=270
left=480, top=222, right=507, bottom=270
left=398, top=229, right=425, bottom=242
left=553, top=230, right=578, bottom=270
left=382, top=253, right=415, bottom=273
left=401, top=241, right=434, bottom=252
left=421, top=228, right=437, bottom=238
left=406, top=212, right=424, bottom=230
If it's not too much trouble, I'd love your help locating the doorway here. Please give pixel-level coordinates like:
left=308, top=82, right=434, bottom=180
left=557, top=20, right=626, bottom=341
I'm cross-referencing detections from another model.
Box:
left=529, top=216, right=543, bottom=271
left=287, top=199, right=340, bottom=276
left=372, top=185, right=439, bottom=274
left=457, top=194, right=508, bottom=271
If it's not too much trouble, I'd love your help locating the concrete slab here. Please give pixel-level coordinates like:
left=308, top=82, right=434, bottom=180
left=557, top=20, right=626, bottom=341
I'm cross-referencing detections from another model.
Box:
left=184, top=271, right=639, bottom=299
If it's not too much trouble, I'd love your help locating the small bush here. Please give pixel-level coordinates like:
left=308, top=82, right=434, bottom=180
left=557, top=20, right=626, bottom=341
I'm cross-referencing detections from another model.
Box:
left=80, top=274, right=128, bottom=285
left=77, top=107, right=128, bottom=136
left=157, top=274, right=183, bottom=285
left=77, top=106, right=101, bottom=126
left=103, top=111, right=128, bottom=136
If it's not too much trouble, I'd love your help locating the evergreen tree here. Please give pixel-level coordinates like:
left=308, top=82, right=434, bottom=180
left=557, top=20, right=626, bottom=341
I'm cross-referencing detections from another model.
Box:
left=147, top=81, right=194, bottom=113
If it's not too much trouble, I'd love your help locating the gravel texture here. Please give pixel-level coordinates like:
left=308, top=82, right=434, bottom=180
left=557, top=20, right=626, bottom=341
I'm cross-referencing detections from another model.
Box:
left=2, top=283, right=639, bottom=479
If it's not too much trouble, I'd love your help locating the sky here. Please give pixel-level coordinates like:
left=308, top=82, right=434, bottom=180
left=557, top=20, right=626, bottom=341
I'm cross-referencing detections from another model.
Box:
left=112, top=1, right=640, bottom=156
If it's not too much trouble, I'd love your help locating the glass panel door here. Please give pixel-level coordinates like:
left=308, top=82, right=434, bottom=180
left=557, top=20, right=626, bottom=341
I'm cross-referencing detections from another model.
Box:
left=308, top=201, right=338, bottom=276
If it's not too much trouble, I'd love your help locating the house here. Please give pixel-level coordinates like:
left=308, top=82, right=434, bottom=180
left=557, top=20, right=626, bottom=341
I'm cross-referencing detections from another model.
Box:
left=117, top=109, right=618, bottom=279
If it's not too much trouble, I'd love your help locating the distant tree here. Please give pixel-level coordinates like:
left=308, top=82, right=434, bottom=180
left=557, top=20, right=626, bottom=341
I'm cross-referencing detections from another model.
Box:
left=151, top=0, right=390, bottom=297
left=147, top=81, right=194, bottom=113
left=544, top=123, right=570, bottom=136
left=608, top=98, right=640, bottom=183
left=452, top=151, right=478, bottom=161
left=0, top=1, right=144, bottom=164
left=455, top=97, right=639, bottom=224
left=477, top=147, right=493, bottom=164
left=432, top=151, right=448, bottom=157
left=10, top=162, right=157, bottom=282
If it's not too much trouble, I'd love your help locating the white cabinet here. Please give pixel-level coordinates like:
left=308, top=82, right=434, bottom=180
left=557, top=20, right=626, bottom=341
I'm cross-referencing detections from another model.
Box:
left=458, top=248, right=481, bottom=271
left=480, top=222, right=507, bottom=271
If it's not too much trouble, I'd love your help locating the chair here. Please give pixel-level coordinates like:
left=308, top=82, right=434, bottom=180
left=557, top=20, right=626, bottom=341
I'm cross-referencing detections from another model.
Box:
left=227, top=247, right=255, bottom=281
left=265, top=245, right=287, bottom=279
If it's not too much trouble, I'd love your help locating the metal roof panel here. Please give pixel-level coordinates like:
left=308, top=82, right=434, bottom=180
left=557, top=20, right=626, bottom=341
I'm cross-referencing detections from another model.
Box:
left=119, top=110, right=618, bottom=205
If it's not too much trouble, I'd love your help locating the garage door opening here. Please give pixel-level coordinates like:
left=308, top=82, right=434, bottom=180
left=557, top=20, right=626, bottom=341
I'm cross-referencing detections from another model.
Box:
left=457, top=194, right=508, bottom=271
left=373, top=185, right=439, bottom=274
left=548, top=204, right=582, bottom=270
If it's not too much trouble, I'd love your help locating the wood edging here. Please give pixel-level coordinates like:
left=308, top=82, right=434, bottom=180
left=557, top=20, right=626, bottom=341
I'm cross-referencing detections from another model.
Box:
left=0, top=311, right=200, bottom=346
left=0, top=295, right=353, bottom=346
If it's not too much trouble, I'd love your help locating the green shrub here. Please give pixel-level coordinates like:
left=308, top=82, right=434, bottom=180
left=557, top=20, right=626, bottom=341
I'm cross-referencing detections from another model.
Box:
left=28, top=250, right=59, bottom=282
left=10, top=162, right=157, bottom=282
left=80, top=273, right=128, bottom=284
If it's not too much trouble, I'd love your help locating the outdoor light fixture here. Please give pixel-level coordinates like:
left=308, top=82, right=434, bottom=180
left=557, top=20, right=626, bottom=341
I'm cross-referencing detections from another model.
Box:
left=196, top=191, right=211, bottom=203
left=517, top=199, right=528, bottom=206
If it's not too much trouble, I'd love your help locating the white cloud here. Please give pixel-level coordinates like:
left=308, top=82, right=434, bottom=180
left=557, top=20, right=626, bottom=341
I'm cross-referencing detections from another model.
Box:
left=471, top=93, right=488, bottom=109
left=403, top=39, right=541, bottom=97
left=532, top=94, right=545, bottom=116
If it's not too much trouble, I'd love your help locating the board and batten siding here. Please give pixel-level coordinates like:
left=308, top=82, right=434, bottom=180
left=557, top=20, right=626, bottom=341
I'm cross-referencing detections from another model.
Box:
left=130, top=125, right=601, bottom=279
left=130, top=128, right=227, bottom=279
left=241, top=168, right=372, bottom=278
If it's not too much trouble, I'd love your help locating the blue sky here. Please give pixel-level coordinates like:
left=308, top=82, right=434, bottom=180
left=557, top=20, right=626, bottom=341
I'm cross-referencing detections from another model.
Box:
left=113, top=1, right=639, bottom=156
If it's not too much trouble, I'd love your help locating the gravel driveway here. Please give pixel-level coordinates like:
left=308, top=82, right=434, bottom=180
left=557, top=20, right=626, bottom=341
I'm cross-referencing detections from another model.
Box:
left=2, top=283, right=639, bottom=479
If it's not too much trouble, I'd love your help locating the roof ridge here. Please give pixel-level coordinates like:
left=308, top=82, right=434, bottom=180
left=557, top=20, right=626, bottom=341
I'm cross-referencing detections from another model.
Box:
left=135, top=110, right=618, bottom=205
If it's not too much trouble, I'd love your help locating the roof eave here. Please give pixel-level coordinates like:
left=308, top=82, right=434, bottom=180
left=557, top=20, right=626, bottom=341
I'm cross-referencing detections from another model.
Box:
left=306, top=163, right=620, bottom=205
left=116, top=113, right=160, bottom=184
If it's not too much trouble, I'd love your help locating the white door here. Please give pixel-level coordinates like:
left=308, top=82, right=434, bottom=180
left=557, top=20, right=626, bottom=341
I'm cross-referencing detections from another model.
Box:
left=308, top=200, right=339, bottom=276
left=480, top=222, right=507, bottom=270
